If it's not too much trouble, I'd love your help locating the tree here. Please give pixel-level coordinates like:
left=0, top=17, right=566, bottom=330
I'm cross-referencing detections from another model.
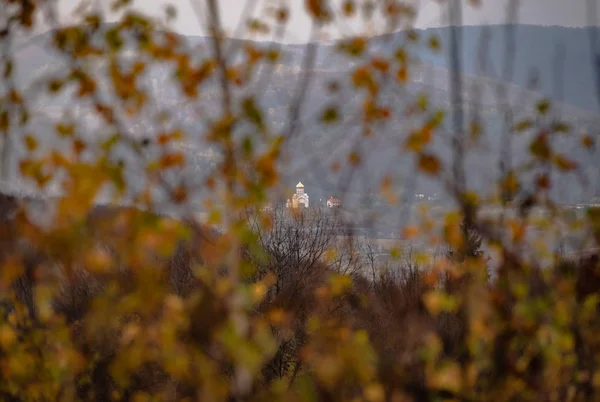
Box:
left=447, top=217, right=485, bottom=263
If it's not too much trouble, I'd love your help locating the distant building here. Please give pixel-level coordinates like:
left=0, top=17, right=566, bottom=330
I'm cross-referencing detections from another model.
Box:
left=286, top=182, right=309, bottom=208
left=327, top=197, right=341, bottom=208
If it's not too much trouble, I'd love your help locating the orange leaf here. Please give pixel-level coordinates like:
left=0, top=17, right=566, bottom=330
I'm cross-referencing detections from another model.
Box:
left=402, top=225, right=420, bottom=239
left=160, top=153, right=185, bottom=169
left=397, top=66, right=408, bottom=83
left=582, top=135, right=595, bottom=149
left=553, top=154, right=577, bottom=171
left=371, top=58, right=389, bottom=73
left=306, top=0, right=329, bottom=20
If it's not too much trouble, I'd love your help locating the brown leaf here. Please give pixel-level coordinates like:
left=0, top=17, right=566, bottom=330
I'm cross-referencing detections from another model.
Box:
left=418, top=153, right=441, bottom=175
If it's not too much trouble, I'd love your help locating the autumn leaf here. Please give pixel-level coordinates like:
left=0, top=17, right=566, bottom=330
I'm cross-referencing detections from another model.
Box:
left=553, top=154, right=577, bottom=171
left=550, top=121, right=571, bottom=133
left=530, top=133, right=551, bottom=160
left=277, top=7, right=289, bottom=22
left=423, top=291, right=459, bottom=316
left=306, top=0, right=330, bottom=21
left=501, top=171, right=520, bottom=198
left=395, top=47, right=407, bottom=63
left=513, top=119, right=534, bottom=132
left=397, top=66, right=408, bottom=83
left=407, top=29, right=420, bottom=42
left=418, top=153, right=441, bottom=175
left=371, top=58, right=389, bottom=73
left=380, top=175, right=398, bottom=204
left=428, top=35, right=441, bottom=52
left=73, top=139, right=86, bottom=155
left=416, top=94, right=428, bottom=111
left=321, top=106, right=339, bottom=123
left=23, top=135, right=37, bottom=151
left=404, top=125, right=433, bottom=153
left=56, top=123, right=74, bottom=137
left=266, top=48, right=280, bottom=62
left=352, top=67, right=377, bottom=93
left=536, top=99, right=551, bottom=116
left=536, top=173, right=551, bottom=189
left=582, top=135, right=595, bottom=149
left=470, top=120, right=482, bottom=140
left=242, top=97, right=265, bottom=130
left=342, top=0, right=355, bottom=16
left=0, top=111, right=9, bottom=132
left=403, top=225, right=420, bottom=238
left=348, top=151, right=361, bottom=166
left=339, top=38, right=367, bottom=57
left=159, top=153, right=185, bottom=169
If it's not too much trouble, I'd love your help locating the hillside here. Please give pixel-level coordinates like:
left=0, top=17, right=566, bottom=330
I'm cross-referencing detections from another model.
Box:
left=6, top=23, right=600, bottom=212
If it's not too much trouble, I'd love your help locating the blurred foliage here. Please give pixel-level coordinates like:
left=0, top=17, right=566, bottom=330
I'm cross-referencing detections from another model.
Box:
left=0, top=1, right=599, bottom=401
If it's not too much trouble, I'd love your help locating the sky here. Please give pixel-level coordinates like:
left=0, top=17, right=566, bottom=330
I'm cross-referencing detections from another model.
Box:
left=51, top=0, right=600, bottom=43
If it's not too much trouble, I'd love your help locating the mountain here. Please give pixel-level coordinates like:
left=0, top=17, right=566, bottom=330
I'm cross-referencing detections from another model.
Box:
left=5, top=23, right=600, bottom=210
left=374, top=24, right=600, bottom=114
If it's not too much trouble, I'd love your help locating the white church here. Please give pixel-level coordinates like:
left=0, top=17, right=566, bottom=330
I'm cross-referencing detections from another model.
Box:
left=286, top=182, right=309, bottom=209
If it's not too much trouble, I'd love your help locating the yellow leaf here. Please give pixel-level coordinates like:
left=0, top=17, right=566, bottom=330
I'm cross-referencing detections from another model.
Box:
left=328, top=273, right=352, bottom=296
left=428, top=35, right=441, bottom=52
left=348, top=151, right=361, bottom=166
left=444, top=212, right=462, bottom=249
left=56, top=123, right=75, bottom=137
left=0, top=325, right=17, bottom=349
left=24, top=135, right=37, bottom=151
left=423, top=291, right=459, bottom=316
left=501, top=171, right=520, bottom=198
left=404, top=125, right=433, bottom=152
left=428, top=361, right=462, bottom=393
